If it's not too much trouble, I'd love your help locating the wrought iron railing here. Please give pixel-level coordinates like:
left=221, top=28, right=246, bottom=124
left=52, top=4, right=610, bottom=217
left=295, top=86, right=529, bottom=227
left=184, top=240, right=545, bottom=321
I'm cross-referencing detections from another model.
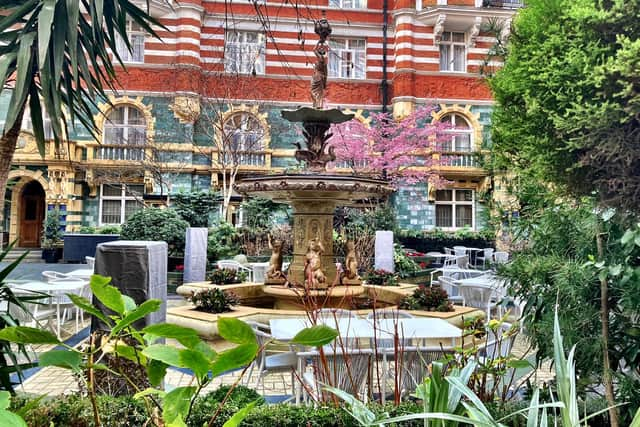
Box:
left=96, top=146, right=144, bottom=161
left=221, top=151, right=267, bottom=167
left=439, top=152, right=477, bottom=167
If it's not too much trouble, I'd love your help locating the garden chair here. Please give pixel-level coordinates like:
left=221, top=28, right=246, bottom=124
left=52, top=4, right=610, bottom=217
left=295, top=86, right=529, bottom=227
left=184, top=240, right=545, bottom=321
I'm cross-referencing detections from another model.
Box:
left=245, top=321, right=297, bottom=399
left=396, top=346, right=456, bottom=399
left=42, top=271, right=71, bottom=282
left=437, top=275, right=464, bottom=304
left=453, top=246, right=467, bottom=257
left=459, top=283, right=501, bottom=320
left=7, top=289, right=56, bottom=330
left=85, top=256, right=95, bottom=269
left=476, top=248, right=494, bottom=269
left=299, top=348, right=373, bottom=403
left=443, top=247, right=454, bottom=255
left=216, top=260, right=253, bottom=282
left=48, top=277, right=88, bottom=335
left=493, top=251, right=509, bottom=264
left=479, top=322, right=516, bottom=361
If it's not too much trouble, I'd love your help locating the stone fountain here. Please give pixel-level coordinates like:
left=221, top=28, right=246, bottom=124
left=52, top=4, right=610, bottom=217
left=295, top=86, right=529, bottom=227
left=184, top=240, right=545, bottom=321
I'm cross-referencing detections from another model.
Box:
left=235, top=17, right=393, bottom=307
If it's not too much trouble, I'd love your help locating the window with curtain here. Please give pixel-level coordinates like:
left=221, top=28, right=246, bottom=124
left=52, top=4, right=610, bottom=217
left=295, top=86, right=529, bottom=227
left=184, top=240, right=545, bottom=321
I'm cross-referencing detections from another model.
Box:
left=439, top=31, right=466, bottom=72
left=435, top=189, right=474, bottom=229
left=224, top=31, right=265, bottom=75
left=440, top=113, right=473, bottom=152
left=100, top=184, right=144, bottom=224
left=115, top=20, right=145, bottom=63
left=100, top=105, right=147, bottom=161
left=329, top=38, right=366, bottom=79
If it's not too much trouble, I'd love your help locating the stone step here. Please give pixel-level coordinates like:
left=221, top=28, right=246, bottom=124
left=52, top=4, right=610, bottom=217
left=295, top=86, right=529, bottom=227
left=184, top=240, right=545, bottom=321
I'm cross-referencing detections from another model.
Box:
left=2, top=249, right=44, bottom=263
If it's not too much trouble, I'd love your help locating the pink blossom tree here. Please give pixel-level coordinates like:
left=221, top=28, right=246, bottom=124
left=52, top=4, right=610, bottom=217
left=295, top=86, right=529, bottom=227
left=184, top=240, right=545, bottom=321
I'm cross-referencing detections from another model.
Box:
left=328, top=106, right=453, bottom=187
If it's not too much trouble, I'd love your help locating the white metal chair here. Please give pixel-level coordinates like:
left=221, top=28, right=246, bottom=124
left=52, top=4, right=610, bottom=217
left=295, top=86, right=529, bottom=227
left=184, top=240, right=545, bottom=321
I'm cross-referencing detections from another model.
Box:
left=443, top=247, right=454, bottom=255
left=476, top=248, right=494, bottom=268
left=299, top=348, right=373, bottom=403
left=245, top=321, right=297, bottom=398
left=42, top=271, right=71, bottom=282
left=216, top=260, right=253, bottom=282
left=479, top=322, right=516, bottom=361
left=397, top=346, right=456, bottom=398
left=437, top=275, right=464, bottom=304
left=85, top=256, right=95, bottom=269
left=493, top=251, right=509, bottom=264
left=48, top=278, right=88, bottom=336
left=453, top=246, right=467, bottom=257
left=7, top=289, right=56, bottom=330
left=459, top=283, right=501, bottom=320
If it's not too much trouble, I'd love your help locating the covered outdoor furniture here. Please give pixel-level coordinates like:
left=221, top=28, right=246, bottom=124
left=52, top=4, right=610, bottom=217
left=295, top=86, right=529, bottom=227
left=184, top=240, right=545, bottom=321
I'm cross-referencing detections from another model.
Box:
left=217, top=260, right=253, bottom=282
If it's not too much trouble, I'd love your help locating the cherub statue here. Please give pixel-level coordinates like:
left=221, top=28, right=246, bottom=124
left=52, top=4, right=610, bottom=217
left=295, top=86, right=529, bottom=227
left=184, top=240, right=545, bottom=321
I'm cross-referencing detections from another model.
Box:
left=266, top=235, right=284, bottom=280
left=304, top=237, right=326, bottom=288
left=342, top=240, right=360, bottom=281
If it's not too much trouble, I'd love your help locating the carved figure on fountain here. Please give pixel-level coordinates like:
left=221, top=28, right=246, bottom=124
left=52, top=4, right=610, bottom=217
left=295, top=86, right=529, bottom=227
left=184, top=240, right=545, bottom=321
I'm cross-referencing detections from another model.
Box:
left=304, top=237, right=327, bottom=289
left=342, top=240, right=361, bottom=285
left=265, top=235, right=286, bottom=285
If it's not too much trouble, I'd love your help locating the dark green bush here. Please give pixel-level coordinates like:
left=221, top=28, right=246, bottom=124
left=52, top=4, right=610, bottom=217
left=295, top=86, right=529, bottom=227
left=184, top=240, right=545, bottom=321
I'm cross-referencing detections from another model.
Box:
left=120, top=208, right=189, bottom=255
left=188, top=385, right=264, bottom=427
left=188, top=288, right=239, bottom=313
left=209, top=268, right=247, bottom=285
left=14, top=394, right=148, bottom=427
left=365, top=269, right=398, bottom=286
left=208, top=222, right=241, bottom=261
left=172, top=191, right=218, bottom=227
left=98, top=224, right=121, bottom=234
left=399, top=285, right=454, bottom=312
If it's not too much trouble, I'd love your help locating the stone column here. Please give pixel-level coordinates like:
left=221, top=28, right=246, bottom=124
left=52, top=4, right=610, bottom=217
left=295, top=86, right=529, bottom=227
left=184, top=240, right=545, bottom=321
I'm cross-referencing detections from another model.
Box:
left=288, top=200, right=337, bottom=288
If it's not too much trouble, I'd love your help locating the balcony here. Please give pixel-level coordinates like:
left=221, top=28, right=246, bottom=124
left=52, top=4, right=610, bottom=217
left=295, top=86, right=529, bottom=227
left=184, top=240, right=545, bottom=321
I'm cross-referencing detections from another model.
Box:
left=96, top=146, right=145, bottom=161
left=482, top=0, right=524, bottom=8
left=221, top=151, right=267, bottom=167
left=439, top=152, right=477, bottom=168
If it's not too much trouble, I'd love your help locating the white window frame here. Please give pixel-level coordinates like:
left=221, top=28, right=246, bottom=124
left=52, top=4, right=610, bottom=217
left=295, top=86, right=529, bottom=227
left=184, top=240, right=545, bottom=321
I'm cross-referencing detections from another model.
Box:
left=115, top=20, right=145, bottom=63
left=224, top=31, right=266, bottom=75
left=442, top=113, right=473, bottom=152
left=434, top=189, right=475, bottom=230
left=98, top=184, right=144, bottom=225
left=328, top=0, right=367, bottom=8
left=439, top=31, right=467, bottom=72
left=101, top=105, right=147, bottom=161
left=222, top=112, right=265, bottom=152
left=329, top=38, right=366, bottom=80
left=21, top=107, right=53, bottom=139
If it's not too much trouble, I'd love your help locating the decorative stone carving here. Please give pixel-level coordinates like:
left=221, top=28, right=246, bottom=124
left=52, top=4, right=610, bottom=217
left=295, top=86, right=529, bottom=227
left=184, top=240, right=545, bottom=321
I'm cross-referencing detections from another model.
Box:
left=469, top=16, right=482, bottom=47
left=434, top=14, right=447, bottom=45
left=500, top=18, right=512, bottom=46
left=169, top=96, right=201, bottom=124
left=341, top=240, right=361, bottom=285
left=265, top=235, right=286, bottom=285
left=47, top=169, right=68, bottom=199
left=304, top=237, right=326, bottom=289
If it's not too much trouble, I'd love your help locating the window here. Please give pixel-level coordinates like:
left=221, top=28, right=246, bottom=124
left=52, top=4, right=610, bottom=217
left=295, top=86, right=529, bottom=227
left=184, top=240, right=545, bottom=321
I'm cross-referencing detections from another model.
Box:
left=329, top=38, right=366, bottom=79
left=439, top=31, right=466, bottom=72
left=100, top=105, right=146, bottom=161
left=329, top=0, right=366, bottom=8
left=99, top=184, right=144, bottom=225
left=115, top=20, right=145, bottom=63
left=225, top=31, right=265, bottom=75
left=221, top=112, right=267, bottom=166
left=435, top=189, right=474, bottom=229
left=21, top=108, right=53, bottom=139
left=441, top=113, right=472, bottom=152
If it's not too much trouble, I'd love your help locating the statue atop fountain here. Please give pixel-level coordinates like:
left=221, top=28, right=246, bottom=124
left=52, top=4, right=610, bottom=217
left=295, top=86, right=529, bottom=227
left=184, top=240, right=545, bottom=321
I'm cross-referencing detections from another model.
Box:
left=265, top=235, right=286, bottom=285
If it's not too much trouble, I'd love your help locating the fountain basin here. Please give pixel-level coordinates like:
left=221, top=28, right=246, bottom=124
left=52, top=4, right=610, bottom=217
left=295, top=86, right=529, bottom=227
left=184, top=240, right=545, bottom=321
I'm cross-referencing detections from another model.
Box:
left=170, top=281, right=483, bottom=339
left=236, top=174, right=393, bottom=287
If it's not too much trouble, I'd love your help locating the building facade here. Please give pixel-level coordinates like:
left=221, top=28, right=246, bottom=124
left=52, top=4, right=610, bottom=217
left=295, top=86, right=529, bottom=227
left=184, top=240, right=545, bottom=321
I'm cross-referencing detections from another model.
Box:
left=2, top=0, right=521, bottom=247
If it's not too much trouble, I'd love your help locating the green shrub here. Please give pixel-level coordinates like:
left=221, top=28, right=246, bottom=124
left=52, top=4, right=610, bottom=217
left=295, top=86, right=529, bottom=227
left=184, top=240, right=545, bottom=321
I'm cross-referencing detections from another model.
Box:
left=399, top=285, right=454, bottom=312
left=120, top=208, right=189, bottom=255
left=393, top=244, right=419, bottom=278
left=15, top=394, right=149, bottom=427
left=188, top=385, right=264, bottom=427
left=188, top=288, right=239, bottom=313
left=365, top=269, right=398, bottom=286
left=98, top=224, right=121, bottom=234
left=209, top=268, right=247, bottom=285
left=42, top=208, right=64, bottom=247
left=172, top=191, right=218, bottom=227
left=78, top=225, right=96, bottom=234
left=208, top=222, right=241, bottom=261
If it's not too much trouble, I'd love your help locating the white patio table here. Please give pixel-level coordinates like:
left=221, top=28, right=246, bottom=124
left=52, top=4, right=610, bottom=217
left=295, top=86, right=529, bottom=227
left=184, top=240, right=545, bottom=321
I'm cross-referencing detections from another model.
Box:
left=9, top=280, right=89, bottom=338
left=67, top=268, right=94, bottom=280
left=269, top=317, right=462, bottom=346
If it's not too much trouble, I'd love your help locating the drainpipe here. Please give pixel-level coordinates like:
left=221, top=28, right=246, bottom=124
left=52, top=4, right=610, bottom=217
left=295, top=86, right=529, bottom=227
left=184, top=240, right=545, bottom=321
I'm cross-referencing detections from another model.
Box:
left=381, top=0, right=389, bottom=114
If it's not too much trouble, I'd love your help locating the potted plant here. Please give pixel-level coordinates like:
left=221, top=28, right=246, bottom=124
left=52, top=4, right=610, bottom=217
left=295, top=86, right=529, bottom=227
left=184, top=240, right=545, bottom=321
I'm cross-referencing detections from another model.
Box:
left=42, top=208, right=64, bottom=263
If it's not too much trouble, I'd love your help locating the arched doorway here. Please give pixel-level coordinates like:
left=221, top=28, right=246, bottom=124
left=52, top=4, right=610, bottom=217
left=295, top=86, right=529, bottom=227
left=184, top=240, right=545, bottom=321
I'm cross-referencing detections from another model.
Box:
left=19, top=181, right=45, bottom=247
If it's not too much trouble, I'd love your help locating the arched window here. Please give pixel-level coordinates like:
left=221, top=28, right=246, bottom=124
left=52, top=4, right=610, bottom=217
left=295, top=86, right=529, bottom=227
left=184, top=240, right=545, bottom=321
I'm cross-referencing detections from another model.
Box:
left=441, top=113, right=472, bottom=152
left=221, top=111, right=266, bottom=166
left=100, top=105, right=146, bottom=161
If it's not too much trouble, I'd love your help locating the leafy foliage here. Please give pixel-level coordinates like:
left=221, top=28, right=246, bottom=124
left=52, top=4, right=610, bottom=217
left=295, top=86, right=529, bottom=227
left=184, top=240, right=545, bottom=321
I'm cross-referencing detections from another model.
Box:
left=364, top=269, right=398, bottom=286
left=399, top=285, right=454, bottom=312
left=490, top=0, right=640, bottom=212
left=208, top=268, right=247, bottom=285
left=120, top=208, right=189, bottom=256
left=188, top=385, right=264, bottom=427
left=208, top=222, right=241, bottom=261
left=172, top=192, right=218, bottom=228
left=240, top=197, right=289, bottom=231
left=41, top=208, right=63, bottom=248
left=188, top=288, right=239, bottom=314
